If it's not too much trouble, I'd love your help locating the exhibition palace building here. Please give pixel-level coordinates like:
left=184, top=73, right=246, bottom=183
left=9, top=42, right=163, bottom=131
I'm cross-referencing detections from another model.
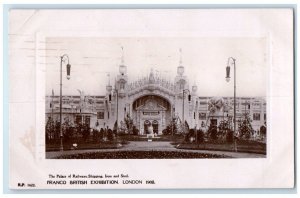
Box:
left=46, top=58, right=266, bottom=135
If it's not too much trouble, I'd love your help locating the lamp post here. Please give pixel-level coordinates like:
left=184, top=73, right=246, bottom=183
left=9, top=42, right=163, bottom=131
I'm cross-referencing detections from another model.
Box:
left=226, top=57, right=237, bottom=152
left=182, top=89, right=191, bottom=133
left=59, top=54, right=71, bottom=151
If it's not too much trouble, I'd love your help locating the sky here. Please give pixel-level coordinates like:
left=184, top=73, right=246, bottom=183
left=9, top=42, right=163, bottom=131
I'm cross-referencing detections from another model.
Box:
left=45, top=37, right=267, bottom=97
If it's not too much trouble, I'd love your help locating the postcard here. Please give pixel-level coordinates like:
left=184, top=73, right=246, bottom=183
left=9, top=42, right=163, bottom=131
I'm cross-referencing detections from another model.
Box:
left=8, top=8, right=294, bottom=189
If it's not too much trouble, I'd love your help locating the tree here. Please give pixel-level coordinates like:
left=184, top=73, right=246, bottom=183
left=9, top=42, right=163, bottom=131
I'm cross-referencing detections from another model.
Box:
left=82, top=123, right=90, bottom=142
left=62, top=118, right=73, bottom=143
left=113, top=120, right=118, bottom=134
left=119, top=121, right=127, bottom=134
left=218, top=120, right=230, bottom=135
left=179, top=120, right=190, bottom=134
left=196, top=129, right=205, bottom=143
left=54, top=120, right=60, bottom=141
left=208, top=124, right=218, bottom=140
left=218, top=120, right=231, bottom=142
left=238, top=112, right=254, bottom=139
left=260, top=124, right=267, bottom=139
left=226, top=130, right=234, bottom=143
left=124, top=114, right=134, bottom=135
left=163, top=117, right=177, bottom=135
left=45, top=117, right=55, bottom=143
left=107, top=129, right=115, bottom=141
left=99, top=128, right=104, bottom=141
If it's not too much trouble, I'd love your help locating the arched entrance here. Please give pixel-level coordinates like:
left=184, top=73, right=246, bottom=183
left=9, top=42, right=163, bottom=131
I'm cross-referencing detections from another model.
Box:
left=132, top=95, right=171, bottom=135
left=144, top=120, right=151, bottom=134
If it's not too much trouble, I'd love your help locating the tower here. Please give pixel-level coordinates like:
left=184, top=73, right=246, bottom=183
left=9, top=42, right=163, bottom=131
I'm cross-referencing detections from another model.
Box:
left=115, top=46, right=128, bottom=126
left=116, top=46, right=128, bottom=97
left=174, top=48, right=189, bottom=124
left=175, top=48, right=188, bottom=91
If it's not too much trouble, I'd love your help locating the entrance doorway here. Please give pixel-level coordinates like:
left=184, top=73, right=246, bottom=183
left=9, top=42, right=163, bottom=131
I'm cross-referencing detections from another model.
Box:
left=152, top=120, right=158, bottom=134
left=144, top=120, right=151, bottom=134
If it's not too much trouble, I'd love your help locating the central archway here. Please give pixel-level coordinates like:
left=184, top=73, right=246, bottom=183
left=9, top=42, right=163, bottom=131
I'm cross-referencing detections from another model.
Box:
left=132, top=95, right=172, bottom=135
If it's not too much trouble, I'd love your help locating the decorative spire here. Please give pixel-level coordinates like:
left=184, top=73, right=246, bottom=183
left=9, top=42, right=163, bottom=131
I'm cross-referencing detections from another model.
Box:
left=107, top=73, right=110, bottom=85
left=177, top=48, right=184, bottom=76
left=121, top=46, right=124, bottom=65
left=106, top=73, right=112, bottom=92
left=179, top=48, right=182, bottom=65
left=119, top=46, right=127, bottom=75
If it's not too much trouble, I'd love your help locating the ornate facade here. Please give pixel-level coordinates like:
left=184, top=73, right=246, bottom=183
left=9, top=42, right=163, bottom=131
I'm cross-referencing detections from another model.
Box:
left=46, top=55, right=266, bottom=134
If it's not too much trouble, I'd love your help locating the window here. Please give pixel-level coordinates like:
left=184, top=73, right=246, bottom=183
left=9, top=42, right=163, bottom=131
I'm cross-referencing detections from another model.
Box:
left=264, top=113, right=266, bottom=121
left=97, top=112, right=104, bottom=119
left=199, top=113, right=206, bottom=120
left=253, top=113, right=261, bottom=121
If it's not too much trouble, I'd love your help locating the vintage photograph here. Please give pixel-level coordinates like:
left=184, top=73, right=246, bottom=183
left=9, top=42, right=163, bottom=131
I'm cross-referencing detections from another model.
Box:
left=44, top=37, right=267, bottom=159
left=8, top=8, right=293, bottom=189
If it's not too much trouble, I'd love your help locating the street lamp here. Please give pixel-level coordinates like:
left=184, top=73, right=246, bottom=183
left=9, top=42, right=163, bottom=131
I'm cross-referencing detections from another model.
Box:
left=59, top=54, right=71, bottom=151
left=226, top=57, right=237, bottom=152
left=182, top=89, right=191, bottom=132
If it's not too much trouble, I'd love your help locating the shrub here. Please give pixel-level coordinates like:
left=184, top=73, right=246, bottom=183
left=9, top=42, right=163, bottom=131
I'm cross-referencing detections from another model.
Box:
left=209, top=126, right=218, bottom=140
left=196, top=129, right=205, bottom=143
left=82, top=124, right=90, bottom=142
left=184, top=129, right=195, bottom=143
left=107, top=129, right=114, bottom=141
left=132, top=126, right=139, bottom=135
left=226, top=130, right=234, bottom=143
left=162, top=129, right=169, bottom=135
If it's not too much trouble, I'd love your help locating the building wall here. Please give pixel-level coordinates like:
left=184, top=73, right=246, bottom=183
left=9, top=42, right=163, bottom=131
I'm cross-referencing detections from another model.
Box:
left=46, top=94, right=266, bottom=133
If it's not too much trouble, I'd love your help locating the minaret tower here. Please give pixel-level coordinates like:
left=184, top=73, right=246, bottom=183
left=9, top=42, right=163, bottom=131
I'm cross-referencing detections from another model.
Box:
left=175, top=48, right=188, bottom=91
left=116, top=46, right=128, bottom=97
left=174, top=48, right=190, bottom=124
left=115, top=46, right=128, bottom=126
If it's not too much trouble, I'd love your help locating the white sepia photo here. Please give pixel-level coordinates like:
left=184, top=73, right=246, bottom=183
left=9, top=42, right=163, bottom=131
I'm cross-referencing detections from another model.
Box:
left=8, top=8, right=294, bottom=189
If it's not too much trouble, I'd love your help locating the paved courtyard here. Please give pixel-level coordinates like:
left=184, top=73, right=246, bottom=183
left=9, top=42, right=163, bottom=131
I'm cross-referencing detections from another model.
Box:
left=46, top=141, right=266, bottom=159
